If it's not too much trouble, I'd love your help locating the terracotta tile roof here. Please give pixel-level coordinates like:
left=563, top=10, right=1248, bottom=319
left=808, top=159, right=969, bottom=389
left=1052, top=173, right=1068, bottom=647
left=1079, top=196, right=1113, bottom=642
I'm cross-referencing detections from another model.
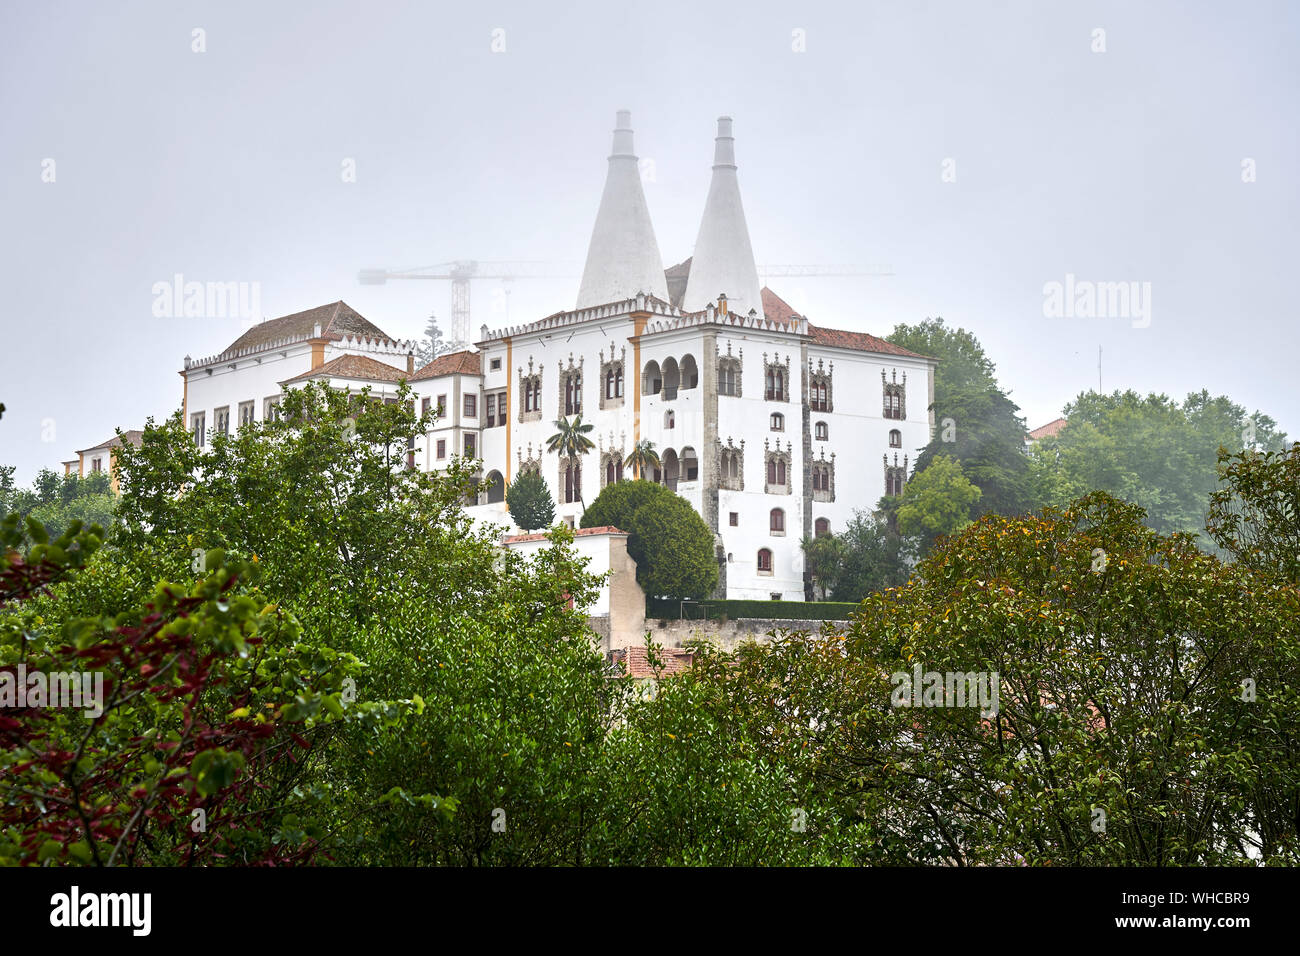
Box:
left=760, top=286, right=802, bottom=325
left=221, top=301, right=393, bottom=354
left=281, top=354, right=408, bottom=386
left=808, top=324, right=930, bottom=359
left=608, top=645, right=695, bottom=679
left=502, top=525, right=627, bottom=545
left=1027, top=417, right=1068, bottom=441
left=410, top=349, right=481, bottom=381
left=76, top=430, right=144, bottom=455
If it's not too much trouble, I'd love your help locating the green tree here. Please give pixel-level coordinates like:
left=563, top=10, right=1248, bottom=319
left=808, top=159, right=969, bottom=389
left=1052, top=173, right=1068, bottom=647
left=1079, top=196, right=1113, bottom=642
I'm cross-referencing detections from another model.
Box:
left=623, top=439, right=661, bottom=481
left=825, top=509, right=912, bottom=602
left=625, top=493, right=718, bottom=600
left=546, top=414, right=596, bottom=508
left=888, top=318, right=1031, bottom=518
left=583, top=480, right=716, bottom=600
left=895, top=455, right=982, bottom=556
left=801, top=534, right=845, bottom=600
left=0, top=467, right=117, bottom=541
left=505, top=469, right=555, bottom=531
left=1028, top=389, right=1287, bottom=539
left=688, top=493, right=1300, bottom=865
left=414, top=312, right=449, bottom=367
left=1206, top=442, right=1300, bottom=584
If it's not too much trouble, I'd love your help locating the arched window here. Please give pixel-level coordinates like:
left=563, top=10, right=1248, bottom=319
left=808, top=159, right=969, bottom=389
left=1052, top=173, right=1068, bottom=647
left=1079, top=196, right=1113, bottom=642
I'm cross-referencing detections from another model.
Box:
left=767, top=457, right=786, bottom=486
left=757, top=548, right=773, bottom=573
left=815, top=517, right=830, bottom=537
left=815, top=421, right=828, bottom=441
left=643, top=360, right=662, bottom=396
left=770, top=508, right=785, bottom=533
left=770, top=412, right=784, bottom=431
left=664, top=410, right=675, bottom=428
left=680, top=355, right=699, bottom=390
left=889, top=429, right=902, bottom=448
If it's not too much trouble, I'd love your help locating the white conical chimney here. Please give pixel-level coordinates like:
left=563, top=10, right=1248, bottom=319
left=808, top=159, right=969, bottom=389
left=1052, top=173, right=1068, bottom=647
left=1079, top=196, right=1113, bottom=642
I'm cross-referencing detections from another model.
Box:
left=681, top=116, right=763, bottom=318
left=575, top=111, right=669, bottom=310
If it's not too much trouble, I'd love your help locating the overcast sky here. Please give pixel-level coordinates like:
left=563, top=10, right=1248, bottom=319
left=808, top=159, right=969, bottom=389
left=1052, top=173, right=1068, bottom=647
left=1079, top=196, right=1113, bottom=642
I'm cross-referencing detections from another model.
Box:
left=2, top=0, right=1296, bottom=483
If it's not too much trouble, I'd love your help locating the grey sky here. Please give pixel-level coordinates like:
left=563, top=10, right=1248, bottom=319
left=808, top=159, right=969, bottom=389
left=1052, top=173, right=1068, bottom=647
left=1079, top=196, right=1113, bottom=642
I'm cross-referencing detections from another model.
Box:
left=2, top=0, right=1296, bottom=483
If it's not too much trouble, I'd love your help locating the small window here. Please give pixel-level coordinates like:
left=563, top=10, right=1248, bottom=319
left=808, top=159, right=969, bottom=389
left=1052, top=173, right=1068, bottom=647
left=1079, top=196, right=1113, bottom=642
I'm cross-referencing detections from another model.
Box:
left=238, top=401, right=255, bottom=426
left=815, top=517, right=830, bottom=537
left=437, top=394, right=447, bottom=414
left=263, top=396, right=282, bottom=422
left=464, top=394, right=477, bottom=418
left=214, top=406, right=230, bottom=436
left=665, top=410, right=675, bottom=428
left=91, top=457, right=103, bottom=472
left=486, top=393, right=496, bottom=427
left=464, top=433, right=477, bottom=458
left=436, top=439, right=446, bottom=460
left=191, top=412, right=206, bottom=447
left=421, top=397, right=431, bottom=417
left=889, top=429, right=902, bottom=448
left=490, top=358, right=502, bottom=371
left=770, top=412, right=784, bottom=431
left=757, top=548, right=773, bottom=574
left=729, top=512, right=739, bottom=526
left=815, top=421, right=828, bottom=441
left=770, top=508, right=785, bottom=534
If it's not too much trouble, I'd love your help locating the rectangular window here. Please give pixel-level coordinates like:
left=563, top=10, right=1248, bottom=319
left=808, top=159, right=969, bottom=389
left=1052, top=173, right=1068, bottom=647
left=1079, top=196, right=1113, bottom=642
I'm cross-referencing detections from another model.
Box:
left=464, top=433, right=477, bottom=458
left=436, top=439, right=446, bottom=459
left=91, top=457, right=102, bottom=473
left=437, top=394, right=447, bottom=415
left=238, top=401, right=255, bottom=426
left=215, top=406, right=230, bottom=436
left=191, top=412, right=206, bottom=447
left=729, top=512, right=739, bottom=526
left=464, top=394, right=477, bottom=418
left=486, top=393, right=496, bottom=427
left=263, top=396, right=281, bottom=422
left=490, top=357, right=502, bottom=371
left=421, top=397, right=431, bottom=417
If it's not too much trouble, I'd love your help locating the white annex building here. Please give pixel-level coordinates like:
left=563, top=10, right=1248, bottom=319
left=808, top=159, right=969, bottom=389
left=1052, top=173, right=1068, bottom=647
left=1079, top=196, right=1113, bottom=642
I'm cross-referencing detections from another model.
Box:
left=169, top=112, right=936, bottom=602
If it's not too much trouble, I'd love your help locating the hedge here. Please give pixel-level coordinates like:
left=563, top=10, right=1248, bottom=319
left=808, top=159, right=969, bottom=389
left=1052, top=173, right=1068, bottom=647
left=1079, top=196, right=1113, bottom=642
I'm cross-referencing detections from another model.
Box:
left=646, top=598, right=860, bottom=622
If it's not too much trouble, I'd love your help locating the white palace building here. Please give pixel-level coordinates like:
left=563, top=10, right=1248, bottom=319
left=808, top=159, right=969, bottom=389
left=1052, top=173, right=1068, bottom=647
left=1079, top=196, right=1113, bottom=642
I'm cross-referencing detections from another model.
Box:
left=171, top=113, right=936, bottom=602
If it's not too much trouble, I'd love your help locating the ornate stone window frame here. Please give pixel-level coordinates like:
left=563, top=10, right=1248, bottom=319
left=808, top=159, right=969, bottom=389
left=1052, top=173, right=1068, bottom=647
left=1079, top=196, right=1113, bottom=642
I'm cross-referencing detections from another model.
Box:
left=599, top=345, right=626, bottom=410
left=519, top=358, right=543, bottom=423
left=718, top=437, right=745, bottom=491
left=717, top=340, right=743, bottom=398
left=764, top=438, right=793, bottom=495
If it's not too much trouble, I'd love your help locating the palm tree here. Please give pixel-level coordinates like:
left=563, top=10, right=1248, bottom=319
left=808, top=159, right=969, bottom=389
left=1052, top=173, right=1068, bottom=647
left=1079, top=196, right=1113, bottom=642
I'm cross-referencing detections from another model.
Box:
left=624, top=439, right=661, bottom=481
left=546, top=414, right=596, bottom=507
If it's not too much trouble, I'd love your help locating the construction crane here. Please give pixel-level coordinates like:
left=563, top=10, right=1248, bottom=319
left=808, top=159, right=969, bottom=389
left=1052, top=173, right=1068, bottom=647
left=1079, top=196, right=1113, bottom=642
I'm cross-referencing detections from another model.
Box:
left=357, top=261, right=578, bottom=348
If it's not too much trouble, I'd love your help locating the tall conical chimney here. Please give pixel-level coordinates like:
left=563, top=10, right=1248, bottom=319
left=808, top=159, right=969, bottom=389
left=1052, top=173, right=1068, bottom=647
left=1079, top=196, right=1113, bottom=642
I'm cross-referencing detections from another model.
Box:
left=575, top=111, right=669, bottom=310
left=682, top=117, right=763, bottom=318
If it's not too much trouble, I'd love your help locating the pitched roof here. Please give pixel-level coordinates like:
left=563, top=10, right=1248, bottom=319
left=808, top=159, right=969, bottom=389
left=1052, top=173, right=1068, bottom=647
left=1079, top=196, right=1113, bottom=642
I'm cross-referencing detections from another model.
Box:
left=221, top=301, right=393, bottom=354
left=608, top=645, right=695, bottom=679
left=760, top=287, right=802, bottom=325
left=502, top=526, right=627, bottom=545
left=1027, top=417, right=1068, bottom=441
left=280, top=354, right=409, bottom=386
left=808, top=324, right=930, bottom=359
left=76, top=430, right=143, bottom=455
left=410, top=349, right=481, bottom=381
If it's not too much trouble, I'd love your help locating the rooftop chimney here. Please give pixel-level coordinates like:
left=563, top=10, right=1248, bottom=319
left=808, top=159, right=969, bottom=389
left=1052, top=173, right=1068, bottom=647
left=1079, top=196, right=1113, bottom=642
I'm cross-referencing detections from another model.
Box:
left=681, top=116, right=763, bottom=319
left=575, top=111, right=670, bottom=310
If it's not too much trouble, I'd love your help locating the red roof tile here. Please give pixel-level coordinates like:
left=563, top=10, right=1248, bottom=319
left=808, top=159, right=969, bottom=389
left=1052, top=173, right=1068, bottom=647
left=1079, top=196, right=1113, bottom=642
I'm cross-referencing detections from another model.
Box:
left=221, top=301, right=393, bottom=354
left=807, top=324, right=930, bottom=359
left=608, top=645, right=695, bottom=679
left=411, top=350, right=481, bottom=381
left=1027, top=417, right=1068, bottom=441
left=76, top=430, right=144, bottom=455
left=281, top=354, right=408, bottom=386
left=760, top=286, right=802, bottom=325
